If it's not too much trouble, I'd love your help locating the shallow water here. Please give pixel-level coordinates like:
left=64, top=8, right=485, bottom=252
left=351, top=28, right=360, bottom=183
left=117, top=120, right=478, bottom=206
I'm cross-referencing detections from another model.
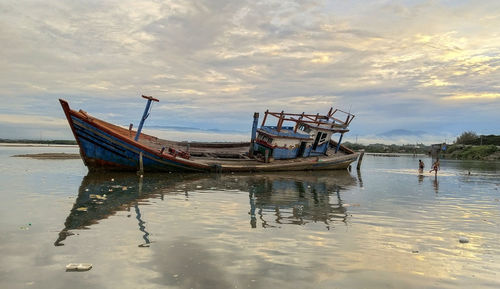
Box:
left=0, top=146, right=499, bottom=289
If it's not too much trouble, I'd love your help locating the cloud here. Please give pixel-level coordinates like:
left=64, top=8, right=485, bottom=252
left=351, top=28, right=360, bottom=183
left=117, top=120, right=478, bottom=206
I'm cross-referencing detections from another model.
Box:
left=0, top=114, right=67, bottom=126
left=0, top=0, right=499, bottom=142
left=441, top=92, right=500, bottom=101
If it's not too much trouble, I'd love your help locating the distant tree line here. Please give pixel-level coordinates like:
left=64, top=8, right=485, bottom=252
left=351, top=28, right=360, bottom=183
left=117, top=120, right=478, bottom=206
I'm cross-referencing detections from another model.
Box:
left=343, top=142, right=430, bottom=154
left=454, top=132, right=500, bottom=146
left=0, top=139, right=77, bottom=145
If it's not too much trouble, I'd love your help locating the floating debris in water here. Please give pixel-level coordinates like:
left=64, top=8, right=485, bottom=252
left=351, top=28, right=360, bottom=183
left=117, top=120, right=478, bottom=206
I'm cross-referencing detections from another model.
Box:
left=343, top=203, right=361, bottom=207
left=459, top=236, right=469, bottom=243
left=196, top=185, right=202, bottom=189
left=66, top=263, right=92, bottom=271
left=89, top=194, right=107, bottom=200
left=19, top=223, right=31, bottom=230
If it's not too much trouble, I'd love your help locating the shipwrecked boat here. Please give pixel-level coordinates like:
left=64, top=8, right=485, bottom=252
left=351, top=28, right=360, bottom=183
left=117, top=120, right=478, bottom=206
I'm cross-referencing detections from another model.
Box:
left=59, top=95, right=359, bottom=172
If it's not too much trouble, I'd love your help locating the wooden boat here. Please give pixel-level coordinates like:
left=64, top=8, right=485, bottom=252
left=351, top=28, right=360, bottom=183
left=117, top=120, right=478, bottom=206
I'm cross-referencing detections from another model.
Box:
left=59, top=95, right=359, bottom=172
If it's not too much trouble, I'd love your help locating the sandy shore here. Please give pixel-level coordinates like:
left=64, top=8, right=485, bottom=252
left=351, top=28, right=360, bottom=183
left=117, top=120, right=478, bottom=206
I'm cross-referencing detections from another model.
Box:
left=12, top=153, right=81, bottom=159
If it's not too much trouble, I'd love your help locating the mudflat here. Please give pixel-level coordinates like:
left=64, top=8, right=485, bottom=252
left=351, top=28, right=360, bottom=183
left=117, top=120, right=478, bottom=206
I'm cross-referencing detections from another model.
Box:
left=12, top=153, right=81, bottom=159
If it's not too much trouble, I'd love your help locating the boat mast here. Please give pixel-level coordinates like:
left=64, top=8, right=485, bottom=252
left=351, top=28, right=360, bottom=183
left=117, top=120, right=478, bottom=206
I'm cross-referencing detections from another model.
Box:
left=135, top=95, right=159, bottom=141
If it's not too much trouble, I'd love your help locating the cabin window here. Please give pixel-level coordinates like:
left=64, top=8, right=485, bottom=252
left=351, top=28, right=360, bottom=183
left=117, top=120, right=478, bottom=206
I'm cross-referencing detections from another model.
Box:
left=319, top=132, right=327, bottom=143
left=298, top=124, right=310, bottom=133
left=260, top=136, right=273, bottom=144
left=313, top=132, right=329, bottom=150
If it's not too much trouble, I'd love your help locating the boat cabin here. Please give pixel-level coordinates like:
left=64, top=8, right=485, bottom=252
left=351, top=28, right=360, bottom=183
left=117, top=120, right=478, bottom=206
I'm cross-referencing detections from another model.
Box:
left=252, top=108, right=354, bottom=160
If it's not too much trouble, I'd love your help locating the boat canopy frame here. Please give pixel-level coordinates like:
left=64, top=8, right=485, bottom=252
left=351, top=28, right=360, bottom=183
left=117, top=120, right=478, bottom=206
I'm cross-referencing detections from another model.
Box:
left=260, top=107, right=355, bottom=133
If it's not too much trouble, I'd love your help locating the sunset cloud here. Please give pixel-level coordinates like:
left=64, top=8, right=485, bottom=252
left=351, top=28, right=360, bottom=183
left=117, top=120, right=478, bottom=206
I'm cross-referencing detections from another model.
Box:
left=0, top=0, right=499, bottom=142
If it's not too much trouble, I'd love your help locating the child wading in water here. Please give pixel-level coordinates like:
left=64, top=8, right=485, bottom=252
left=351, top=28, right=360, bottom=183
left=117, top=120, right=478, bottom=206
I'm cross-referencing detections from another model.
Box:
left=418, top=160, right=425, bottom=173
left=429, top=159, right=440, bottom=176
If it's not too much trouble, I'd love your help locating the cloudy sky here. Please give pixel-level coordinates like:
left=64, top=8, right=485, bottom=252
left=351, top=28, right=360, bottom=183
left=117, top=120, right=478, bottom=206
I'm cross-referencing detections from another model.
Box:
left=1, top=0, right=499, bottom=144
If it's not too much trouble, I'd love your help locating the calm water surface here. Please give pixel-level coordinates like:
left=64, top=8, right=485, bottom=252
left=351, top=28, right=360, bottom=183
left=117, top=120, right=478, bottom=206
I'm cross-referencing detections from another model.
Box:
left=0, top=146, right=499, bottom=289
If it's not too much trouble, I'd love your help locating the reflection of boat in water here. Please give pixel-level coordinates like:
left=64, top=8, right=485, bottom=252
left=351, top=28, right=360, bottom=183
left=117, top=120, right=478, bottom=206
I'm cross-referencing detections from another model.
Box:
left=247, top=171, right=355, bottom=229
left=54, top=172, right=205, bottom=246
left=55, top=171, right=357, bottom=246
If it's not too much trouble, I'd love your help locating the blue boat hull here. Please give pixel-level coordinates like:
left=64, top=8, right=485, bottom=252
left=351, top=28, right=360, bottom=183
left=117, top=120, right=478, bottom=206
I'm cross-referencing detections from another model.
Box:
left=60, top=100, right=209, bottom=172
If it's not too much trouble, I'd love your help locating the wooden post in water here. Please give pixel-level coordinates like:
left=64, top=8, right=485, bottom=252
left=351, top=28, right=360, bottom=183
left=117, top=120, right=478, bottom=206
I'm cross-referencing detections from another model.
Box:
left=356, top=150, right=364, bottom=170
left=264, top=149, right=269, bottom=163
left=138, top=151, right=144, bottom=175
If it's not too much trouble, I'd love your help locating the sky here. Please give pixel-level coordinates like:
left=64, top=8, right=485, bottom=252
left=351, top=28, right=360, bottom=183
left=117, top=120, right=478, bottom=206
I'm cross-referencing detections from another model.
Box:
left=1, top=0, right=499, bottom=144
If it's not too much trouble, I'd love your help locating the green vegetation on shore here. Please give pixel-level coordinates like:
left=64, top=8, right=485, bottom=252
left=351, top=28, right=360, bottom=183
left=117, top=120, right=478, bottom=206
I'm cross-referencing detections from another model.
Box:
left=0, top=139, right=77, bottom=145
left=455, top=132, right=500, bottom=146
left=443, top=144, right=499, bottom=160
left=345, top=132, right=500, bottom=161
left=441, top=132, right=500, bottom=160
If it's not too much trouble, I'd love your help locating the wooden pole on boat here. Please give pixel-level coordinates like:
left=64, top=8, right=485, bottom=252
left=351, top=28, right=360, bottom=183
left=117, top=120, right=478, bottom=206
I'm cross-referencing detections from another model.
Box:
left=356, top=150, right=364, bottom=170
left=277, top=110, right=284, bottom=132
left=249, top=112, right=259, bottom=157
left=294, top=113, right=304, bottom=133
left=261, top=110, right=268, bottom=127
left=335, top=133, right=344, bottom=153
left=135, top=95, right=159, bottom=141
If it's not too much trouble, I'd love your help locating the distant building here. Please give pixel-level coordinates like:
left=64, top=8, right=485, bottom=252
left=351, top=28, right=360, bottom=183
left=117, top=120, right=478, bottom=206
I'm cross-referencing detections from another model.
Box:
left=430, top=143, right=446, bottom=159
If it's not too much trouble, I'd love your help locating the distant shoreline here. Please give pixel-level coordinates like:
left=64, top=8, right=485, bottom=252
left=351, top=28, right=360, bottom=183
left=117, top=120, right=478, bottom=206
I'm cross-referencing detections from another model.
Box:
left=0, top=143, right=78, bottom=148
left=0, top=139, right=77, bottom=146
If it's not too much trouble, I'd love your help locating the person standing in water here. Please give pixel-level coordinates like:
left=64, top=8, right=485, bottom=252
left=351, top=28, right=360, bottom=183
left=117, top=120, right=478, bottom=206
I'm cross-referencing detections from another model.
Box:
left=429, top=159, right=440, bottom=176
left=418, top=160, right=425, bottom=173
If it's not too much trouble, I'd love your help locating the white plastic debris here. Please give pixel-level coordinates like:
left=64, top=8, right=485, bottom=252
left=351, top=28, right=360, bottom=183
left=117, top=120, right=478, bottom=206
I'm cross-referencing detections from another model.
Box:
left=66, top=263, right=92, bottom=271
left=459, top=236, right=469, bottom=243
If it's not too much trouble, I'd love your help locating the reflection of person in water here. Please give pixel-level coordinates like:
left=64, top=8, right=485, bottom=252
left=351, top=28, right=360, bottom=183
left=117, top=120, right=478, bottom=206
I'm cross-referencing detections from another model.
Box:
left=433, top=177, right=439, bottom=193
left=418, top=160, right=425, bottom=173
